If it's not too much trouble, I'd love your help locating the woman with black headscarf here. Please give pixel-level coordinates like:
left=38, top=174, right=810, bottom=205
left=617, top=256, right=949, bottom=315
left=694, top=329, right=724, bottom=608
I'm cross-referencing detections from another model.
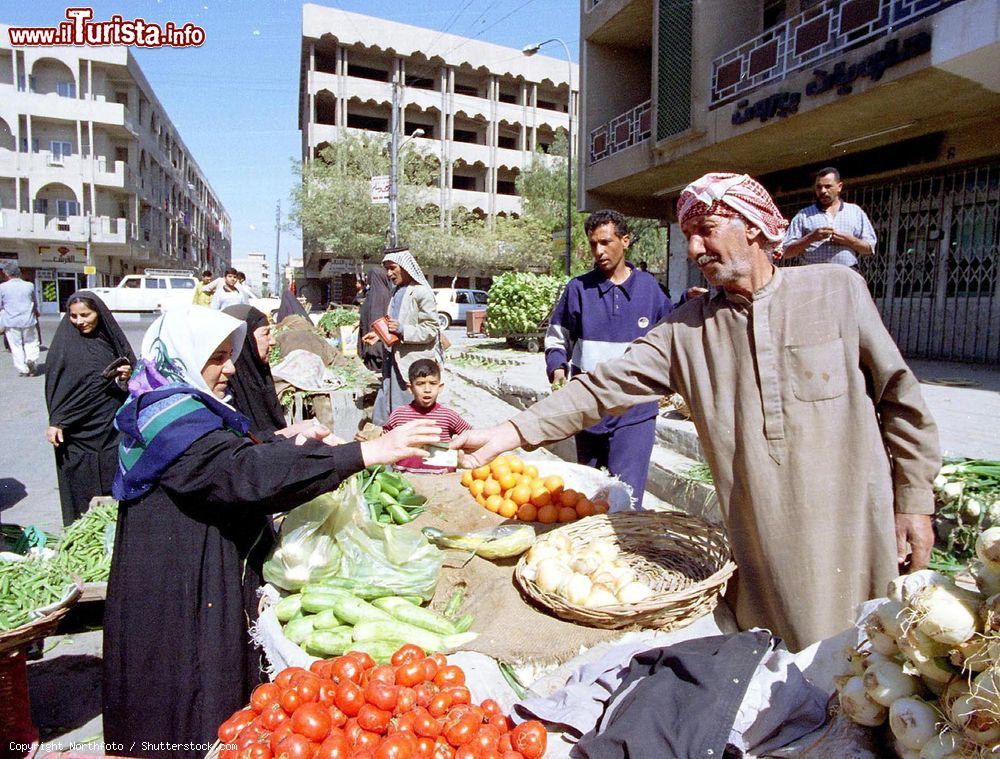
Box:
left=222, top=304, right=287, bottom=438
left=358, top=265, right=391, bottom=373
left=45, top=291, right=135, bottom=525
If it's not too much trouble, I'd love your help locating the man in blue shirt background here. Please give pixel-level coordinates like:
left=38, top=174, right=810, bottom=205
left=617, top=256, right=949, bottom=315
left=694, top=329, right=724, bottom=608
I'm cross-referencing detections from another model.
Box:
left=545, top=210, right=673, bottom=508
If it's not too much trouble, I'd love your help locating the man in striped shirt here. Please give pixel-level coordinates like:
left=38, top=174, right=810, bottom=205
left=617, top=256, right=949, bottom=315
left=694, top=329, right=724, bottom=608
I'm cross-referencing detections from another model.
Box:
left=545, top=210, right=673, bottom=507
left=783, top=167, right=877, bottom=268
left=383, top=358, right=469, bottom=473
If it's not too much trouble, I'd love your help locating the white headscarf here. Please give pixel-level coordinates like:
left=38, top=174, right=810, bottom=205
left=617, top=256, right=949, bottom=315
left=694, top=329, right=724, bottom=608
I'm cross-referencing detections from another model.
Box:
left=140, top=306, right=246, bottom=397
left=382, top=247, right=429, bottom=288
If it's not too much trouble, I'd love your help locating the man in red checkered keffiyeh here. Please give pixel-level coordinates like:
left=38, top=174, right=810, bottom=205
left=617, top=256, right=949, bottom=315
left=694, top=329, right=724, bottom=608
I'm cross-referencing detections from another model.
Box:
left=677, top=172, right=789, bottom=260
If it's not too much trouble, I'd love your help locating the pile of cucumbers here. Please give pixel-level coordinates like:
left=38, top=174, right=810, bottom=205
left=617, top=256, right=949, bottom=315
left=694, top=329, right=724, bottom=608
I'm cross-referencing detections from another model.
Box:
left=361, top=466, right=427, bottom=525
left=275, top=576, right=475, bottom=662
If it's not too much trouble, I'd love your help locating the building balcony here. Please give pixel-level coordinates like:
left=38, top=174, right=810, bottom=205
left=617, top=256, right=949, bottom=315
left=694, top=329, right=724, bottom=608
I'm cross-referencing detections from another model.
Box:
left=449, top=189, right=521, bottom=215
left=710, top=0, right=961, bottom=106
left=1, top=83, right=128, bottom=128
left=0, top=210, right=127, bottom=244
left=588, top=99, right=651, bottom=164
left=0, top=148, right=129, bottom=189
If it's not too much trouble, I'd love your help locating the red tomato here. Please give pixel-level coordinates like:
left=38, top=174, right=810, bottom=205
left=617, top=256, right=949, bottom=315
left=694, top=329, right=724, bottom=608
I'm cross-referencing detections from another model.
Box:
left=509, top=722, right=546, bottom=759
left=317, top=682, right=337, bottom=707
left=497, top=734, right=512, bottom=753
left=218, top=716, right=242, bottom=743
left=280, top=688, right=302, bottom=715
left=331, top=657, right=363, bottom=685
left=415, top=736, right=436, bottom=757
left=262, top=703, right=290, bottom=731
left=276, top=667, right=307, bottom=689
left=353, top=752, right=374, bottom=759
left=432, top=737, right=455, bottom=759
left=236, top=724, right=267, bottom=750
left=446, top=686, right=471, bottom=706
left=472, top=726, right=502, bottom=754
left=220, top=749, right=239, bottom=759
left=355, top=729, right=381, bottom=751
left=343, top=718, right=363, bottom=746
left=391, top=644, right=427, bottom=666
left=479, top=700, right=502, bottom=718
left=310, top=660, right=334, bottom=679
left=453, top=746, right=476, bottom=759
left=345, top=650, right=377, bottom=671
left=369, top=664, right=397, bottom=685
left=421, top=658, right=440, bottom=683
left=315, top=731, right=349, bottom=759
left=375, top=733, right=417, bottom=759
left=412, top=707, right=442, bottom=738
left=365, top=681, right=399, bottom=712
left=444, top=714, right=479, bottom=747
left=428, top=692, right=452, bottom=718
left=499, top=752, right=524, bottom=759
left=334, top=680, right=364, bottom=718
left=295, top=675, right=323, bottom=704
left=429, top=653, right=448, bottom=669
left=291, top=703, right=332, bottom=742
left=391, top=712, right=417, bottom=735
left=395, top=686, right=418, bottom=715
left=463, top=706, right=485, bottom=725
left=357, top=703, right=392, bottom=734
left=240, top=744, right=273, bottom=759
left=396, top=661, right=426, bottom=688
left=274, top=732, right=314, bottom=759
left=486, top=713, right=510, bottom=733
left=251, top=683, right=282, bottom=713
left=414, top=682, right=437, bottom=708
left=477, top=751, right=501, bottom=759
left=269, top=723, right=296, bottom=753
left=433, top=666, right=465, bottom=688
left=326, top=705, right=347, bottom=728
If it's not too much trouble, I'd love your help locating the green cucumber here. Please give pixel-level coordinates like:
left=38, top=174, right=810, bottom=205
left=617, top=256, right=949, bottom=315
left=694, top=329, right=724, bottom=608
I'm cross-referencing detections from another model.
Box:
left=311, top=609, right=342, bottom=629
left=283, top=615, right=315, bottom=645
left=453, top=614, right=475, bottom=633
left=307, top=579, right=396, bottom=601
left=304, top=629, right=354, bottom=657
left=346, top=639, right=409, bottom=664
left=367, top=480, right=382, bottom=498
left=387, top=503, right=415, bottom=524
left=377, top=478, right=401, bottom=498
left=351, top=620, right=477, bottom=653
left=372, top=596, right=458, bottom=635
left=275, top=594, right=303, bottom=623
left=301, top=590, right=347, bottom=614
left=320, top=591, right=394, bottom=626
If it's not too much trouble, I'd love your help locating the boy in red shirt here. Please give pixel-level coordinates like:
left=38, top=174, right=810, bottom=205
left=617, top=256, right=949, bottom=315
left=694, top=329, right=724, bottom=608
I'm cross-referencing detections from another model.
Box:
left=383, top=359, right=470, bottom=473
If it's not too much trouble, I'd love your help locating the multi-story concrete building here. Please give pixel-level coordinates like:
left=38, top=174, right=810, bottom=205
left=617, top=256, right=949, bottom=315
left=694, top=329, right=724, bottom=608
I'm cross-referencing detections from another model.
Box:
left=580, top=0, right=999, bottom=362
left=231, top=251, right=270, bottom=295
left=298, top=3, right=578, bottom=302
left=0, top=28, right=231, bottom=313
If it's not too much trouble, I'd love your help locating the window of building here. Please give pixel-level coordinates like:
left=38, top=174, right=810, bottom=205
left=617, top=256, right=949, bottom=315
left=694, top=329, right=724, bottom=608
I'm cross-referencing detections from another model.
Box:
left=56, top=80, right=76, bottom=98
left=347, top=64, right=388, bottom=82
left=49, top=141, right=72, bottom=163
left=498, top=135, right=517, bottom=150
left=497, top=181, right=518, bottom=196
left=452, top=175, right=476, bottom=191
left=454, top=83, right=479, bottom=97
left=346, top=113, right=389, bottom=132
left=55, top=199, right=79, bottom=218
left=405, top=75, right=435, bottom=90
left=537, top=99, right=558, bottom=111
left=21, top=137, right=39, bottom=153
left=498, top=92, right=517, bottom=104
left=763, top=0, right=787, bottom=28
left=453, top=129, right=480, bottom=144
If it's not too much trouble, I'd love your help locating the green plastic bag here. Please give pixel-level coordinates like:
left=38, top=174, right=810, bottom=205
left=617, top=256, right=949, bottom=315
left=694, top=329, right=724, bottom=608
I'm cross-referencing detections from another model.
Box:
left=263, top=490, right=351, bottom=591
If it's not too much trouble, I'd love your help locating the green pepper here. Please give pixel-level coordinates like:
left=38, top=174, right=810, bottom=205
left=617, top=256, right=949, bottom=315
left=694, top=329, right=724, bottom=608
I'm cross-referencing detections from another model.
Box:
left=386, top=503, right=415, bottom=524
left=366, top=480, right=382, bottom=498
left=377, top=476, right=401, bottom=499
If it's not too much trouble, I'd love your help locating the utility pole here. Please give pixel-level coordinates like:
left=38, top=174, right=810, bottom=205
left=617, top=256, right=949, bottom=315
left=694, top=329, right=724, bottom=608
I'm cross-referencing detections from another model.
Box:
left=274, top=200, right=281, bottom=295
left=388, top=80, right=400, bottom=248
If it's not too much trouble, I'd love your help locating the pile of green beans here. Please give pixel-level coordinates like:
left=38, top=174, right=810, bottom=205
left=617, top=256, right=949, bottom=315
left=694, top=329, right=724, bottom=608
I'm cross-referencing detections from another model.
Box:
left=53, top=501, right=117, bottom=583
left=0, top=559, right=75, bottom=632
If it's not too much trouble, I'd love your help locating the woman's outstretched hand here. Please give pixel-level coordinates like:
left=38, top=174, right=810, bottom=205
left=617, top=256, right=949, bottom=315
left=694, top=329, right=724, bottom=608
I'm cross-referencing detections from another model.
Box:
left=361, top=420, right=441, bottom=466
left=46, top=426, right=64, bottom=446
left=450, top=422, right=522, bottom=469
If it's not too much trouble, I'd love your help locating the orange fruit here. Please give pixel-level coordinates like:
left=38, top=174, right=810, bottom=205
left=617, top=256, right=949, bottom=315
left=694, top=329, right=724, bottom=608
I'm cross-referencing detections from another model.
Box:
left=484, top=479, right=502, bottom=497
left=473, top=465, right=491, bottom=481
left=536, top=504, right=558, bottom=524
left=460, top=470, right=474, bottom=488
left=559, top=489, right=580, bottom=508
left=476, top=494, right=487, bottom=507
left=530, top=487, right=551, bottom=508
left=498, top=500, right=518, bottom=519
left=490, top=460, right=511, bottom=479
left=509, top=472, right=523, bottom=484
left=557, top=506, right=578, bottom=523
left=592, top=498, right=610, bottom=514
left=510, top=485, right=533, bottom=506
left=543, top=476, right=564, bottom=493
left=504, top=488, right=514, bottom=499
left=575, top=499, right=596, bottom=518
left=498, top=473, right=518, bottom=491
left=469, top=480, right=486, bottom=498
left=517, top=503, right=538, bottom=522
left=507, top=456, right=524, bottom=474
left=485, top=494, right=504, bottom=513
left=523, top=465, right=539, bottom=479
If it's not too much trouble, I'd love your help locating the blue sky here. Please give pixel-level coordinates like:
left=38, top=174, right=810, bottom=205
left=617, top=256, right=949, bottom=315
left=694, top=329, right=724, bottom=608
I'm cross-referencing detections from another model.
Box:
left=6, top=0, right=579, bottom=268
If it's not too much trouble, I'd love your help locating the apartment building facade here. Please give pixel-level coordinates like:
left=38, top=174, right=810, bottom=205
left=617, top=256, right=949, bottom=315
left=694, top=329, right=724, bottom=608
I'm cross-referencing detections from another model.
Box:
left=0, top=29, right=231, bottom=313
left=298, top=4, right=578, bottom=303
left=231, top=251, right=270, bottom=295
left=580, top=0, right=999, bottom=362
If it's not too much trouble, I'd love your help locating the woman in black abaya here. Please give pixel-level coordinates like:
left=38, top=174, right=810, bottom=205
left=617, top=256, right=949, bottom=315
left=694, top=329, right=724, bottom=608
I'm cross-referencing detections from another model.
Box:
left=358, top=265, right=391, bottom=372
left=44, top=292, right=135, bottom=526
left=223, top=304, right=286, bottom=437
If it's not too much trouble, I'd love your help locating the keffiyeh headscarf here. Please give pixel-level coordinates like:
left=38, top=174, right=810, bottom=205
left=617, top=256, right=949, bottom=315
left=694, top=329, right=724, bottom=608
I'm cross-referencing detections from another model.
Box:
left=382, top=247, right=429, bottom=288
left=113, top=307, right=250, bottom=500
left=677, top=173, right=789, bottom=257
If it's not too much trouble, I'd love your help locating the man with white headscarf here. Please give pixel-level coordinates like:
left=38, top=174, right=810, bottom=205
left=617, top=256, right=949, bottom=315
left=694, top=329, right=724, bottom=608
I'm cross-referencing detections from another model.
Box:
left=452, top=173, right=941, bottom=651
left=363, top=246, right=443, bottom=425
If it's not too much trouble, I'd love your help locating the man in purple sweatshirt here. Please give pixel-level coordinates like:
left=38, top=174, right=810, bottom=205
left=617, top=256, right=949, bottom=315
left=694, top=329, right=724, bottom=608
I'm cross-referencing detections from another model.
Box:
left=545, top=210, right=673, bottom=507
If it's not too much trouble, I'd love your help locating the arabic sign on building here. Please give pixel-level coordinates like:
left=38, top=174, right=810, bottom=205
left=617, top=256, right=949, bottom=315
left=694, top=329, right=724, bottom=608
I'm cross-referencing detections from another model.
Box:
left=38, top=245, right=86, bottom=264
left=731, top=31, right=932, bottom=126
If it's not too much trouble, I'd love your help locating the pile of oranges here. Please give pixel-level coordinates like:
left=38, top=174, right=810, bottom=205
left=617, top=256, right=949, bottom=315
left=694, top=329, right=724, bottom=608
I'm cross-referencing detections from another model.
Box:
left=460, top=455, right=609, bottom=524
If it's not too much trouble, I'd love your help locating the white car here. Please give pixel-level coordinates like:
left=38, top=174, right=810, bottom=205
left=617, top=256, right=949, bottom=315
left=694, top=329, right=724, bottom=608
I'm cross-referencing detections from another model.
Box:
left=90, top=271, right=199, bottom=313
left=433, top=288, right=488, bottom=329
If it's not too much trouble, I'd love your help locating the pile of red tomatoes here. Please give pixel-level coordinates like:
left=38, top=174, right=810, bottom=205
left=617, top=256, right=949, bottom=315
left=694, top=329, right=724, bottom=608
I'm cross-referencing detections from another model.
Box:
left=216, top=644, right=547, bottom=759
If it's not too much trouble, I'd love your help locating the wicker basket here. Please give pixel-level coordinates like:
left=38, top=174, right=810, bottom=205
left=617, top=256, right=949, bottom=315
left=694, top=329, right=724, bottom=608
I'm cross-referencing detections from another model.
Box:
left=0, top=580, right=82, bottom=654
left=514, top=512, right=736, bottom=631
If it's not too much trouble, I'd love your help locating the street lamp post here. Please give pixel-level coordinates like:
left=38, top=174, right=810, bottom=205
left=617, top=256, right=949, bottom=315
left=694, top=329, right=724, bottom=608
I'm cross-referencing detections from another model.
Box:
left=523, top=38, right=574, bottom=277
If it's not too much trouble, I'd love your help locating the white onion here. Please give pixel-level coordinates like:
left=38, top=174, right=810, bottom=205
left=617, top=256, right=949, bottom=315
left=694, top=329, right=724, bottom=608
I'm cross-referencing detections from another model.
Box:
left=866, top=601, right=905, bottom=656
left=525, top=541, right=559, bottom=566
left=970, top=666, right=1000, bottom=703
left=970, top=560, right=1000, bottom=598
left=616, top=580, right=653, bottom=605
left=898, top=630, right=956, bottom=686
left=562, top=573, right=593, bottom=605
left=918, top=730, right=967, bottom=759
left=889, top=697, right=940, bottom=751
left=950, top=692, right=1000, bottom=746
left=890, top=570, right=953, bottom=605
left=550, top=533, right=573, bottom=554
left=975, top=526, right=1000, bottom=570
left=941, top=481, right=964, bottom=503
left=862, top=651, right=898, bottom=671
left=949, top=637, right=992, bottom=673
left=585, top=583, right=618, bottom=608
left=838, top=675, right=887, bottom=726
left=863, top=659, right=921, bottom=706
left=911, top=584, right=982, bottom=646
left=590, top=540, right=619, bottom=561
left=844, top=647, right=866, bottom=677
left=535, top=558, right=571, bottom=593
left=939, top=678, right=971, bottom=721
left=980, top=593, right=1000, bottom=635
left=571, top=555, right=601, bottom=576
